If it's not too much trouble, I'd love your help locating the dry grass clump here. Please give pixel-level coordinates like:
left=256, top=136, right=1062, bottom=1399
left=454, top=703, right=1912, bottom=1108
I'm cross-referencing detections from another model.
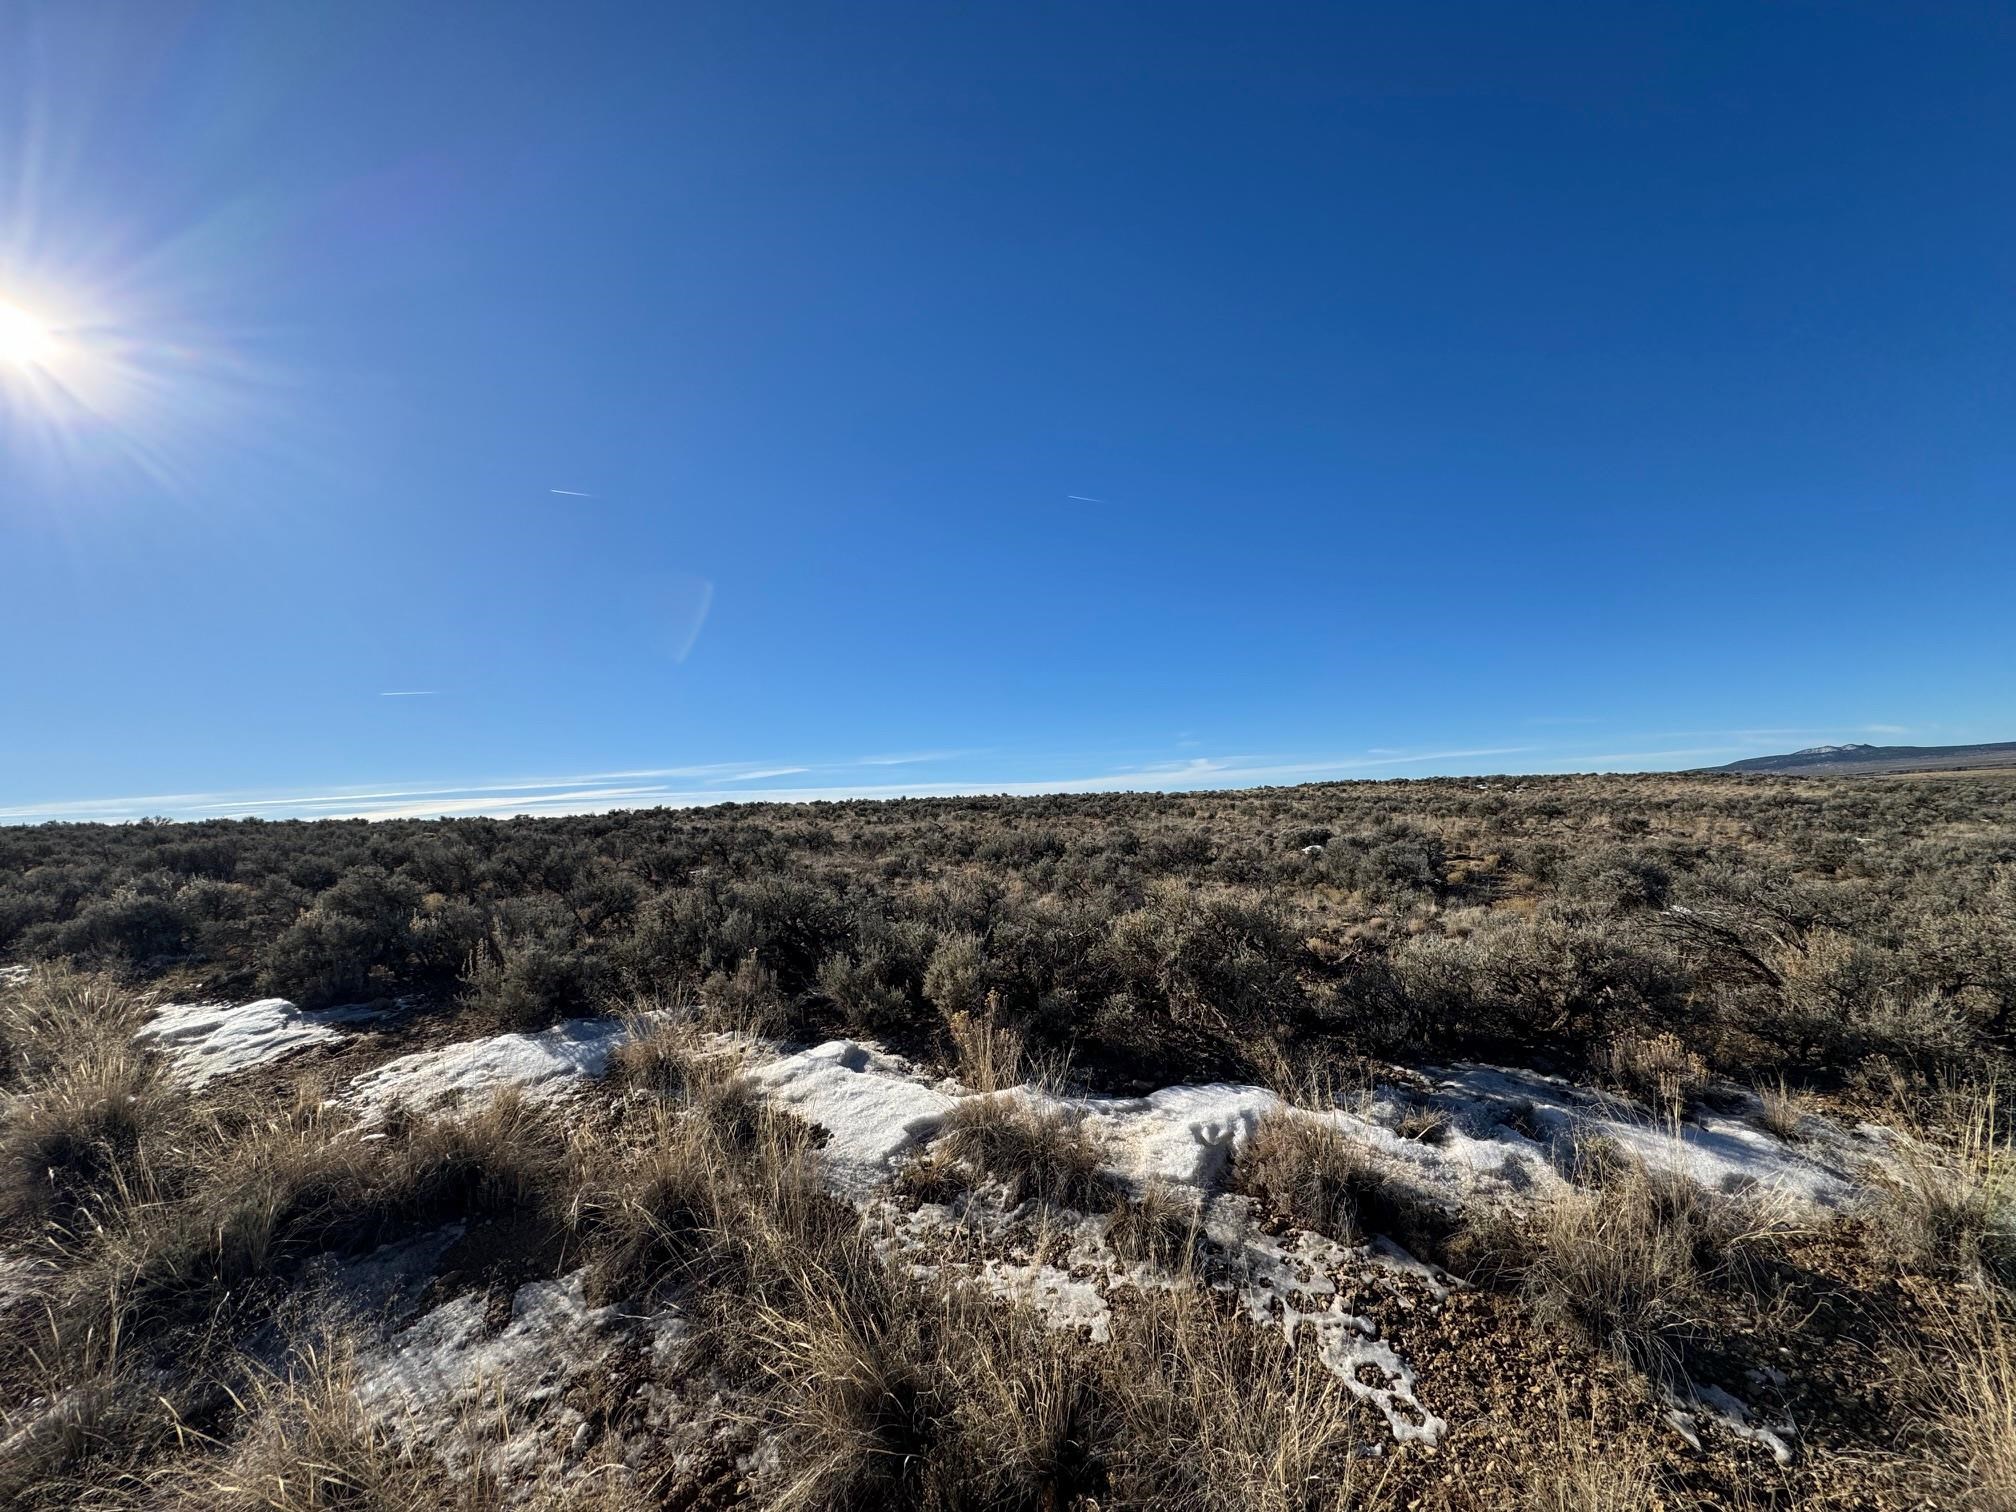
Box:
left=579, top=1091, right=853, bottom=1314
left=747, top=1265, right=1113, bottom=1511
left=1233, top=1113, right=1369, bottom=1240
left=1869, top=1087, right=2016, bottom=1286
left=746, top=1274, right=942, bottom=1510
left=0, top=1362, right=185, bottom=1510
left=1392, top=1096, right=1451, bottom=1145
left=1232, top=1110, right=1443, bottom=1250
left=1518, top=1153, right=1767, bottom=1389
left=607, top=1020, right=765, bottom=1147
left=1754, top=1077, right=1804, bottom=1142
left=0, top=968, right=155, bottom=1088
left=1104, top=1179, right=1204, bottom=1270
left=578, top=1110, right=723, bottom=1306
left=935, top=1093, right=1108, bottom=1209
left=604, top=1018, right=698, bottom=1094
left=743, top=1225, right=1382, bottom=1511
left=0, top=969, right=181, bottom=1233
left=385, top=1087, right=570, bottom=1222
left=938, top=986, right=1028, bottom=1094
left=1102, top=1285, right=1378, bottom=1511
left=945, top=1004, right=1027, bottom=1095
left=1, top=1040, right=181, bottom=1230
left=1898, top=1294, right=2016, bottom=1507
left=193, top=1341, right=432, bottom=1512
left=699, top=954, right=793, bottom=1037
left=1600, top=1030, right=1709, bottom=1119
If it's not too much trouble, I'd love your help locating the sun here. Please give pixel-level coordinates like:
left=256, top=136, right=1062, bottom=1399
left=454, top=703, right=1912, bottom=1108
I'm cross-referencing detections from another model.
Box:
left=0, top=300, right=58, bottom=369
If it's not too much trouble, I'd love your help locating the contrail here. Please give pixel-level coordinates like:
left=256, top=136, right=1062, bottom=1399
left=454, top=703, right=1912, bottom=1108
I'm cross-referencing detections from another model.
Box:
left=549, top=488, right=595, bottom=498
left=1067, top=494, right=1108, bottom=503
left=379, top=690, right=438, bottom=697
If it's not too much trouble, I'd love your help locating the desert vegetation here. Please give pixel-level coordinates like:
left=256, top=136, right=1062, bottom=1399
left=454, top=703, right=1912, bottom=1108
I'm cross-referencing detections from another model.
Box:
left=1, top=770, right=2014, bottom=1506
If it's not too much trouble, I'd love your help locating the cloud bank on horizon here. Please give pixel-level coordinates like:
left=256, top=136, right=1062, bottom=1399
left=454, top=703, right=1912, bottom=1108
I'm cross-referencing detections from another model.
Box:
left=0, top=727, right=1928, bottom=824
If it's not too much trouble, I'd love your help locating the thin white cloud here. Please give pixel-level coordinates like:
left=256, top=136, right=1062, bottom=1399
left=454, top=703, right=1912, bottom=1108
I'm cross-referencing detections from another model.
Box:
left=549, top=488, right=595, bottom=498
left=1066, top=494, right=1108, bottom=503
left=1861, top=724, right=1911, bottom=736
left=854, top=749, right=978, bottom=767
left=379, top=690, right=437, bottom=697
left=16, top=737, right=1892, bottom=826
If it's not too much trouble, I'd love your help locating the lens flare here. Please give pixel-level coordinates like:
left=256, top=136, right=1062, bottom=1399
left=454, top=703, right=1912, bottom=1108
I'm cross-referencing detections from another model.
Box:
left=0, top=300, right=56, bottom=367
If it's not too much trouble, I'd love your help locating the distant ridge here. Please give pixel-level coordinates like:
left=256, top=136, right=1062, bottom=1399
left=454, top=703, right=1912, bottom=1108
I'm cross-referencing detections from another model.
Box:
left=1705, top=741, right=2016, bottom=775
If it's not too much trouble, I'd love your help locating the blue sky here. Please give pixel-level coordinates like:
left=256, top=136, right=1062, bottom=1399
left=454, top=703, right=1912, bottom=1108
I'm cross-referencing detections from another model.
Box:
left=3, top=3, right=2012, bottom=823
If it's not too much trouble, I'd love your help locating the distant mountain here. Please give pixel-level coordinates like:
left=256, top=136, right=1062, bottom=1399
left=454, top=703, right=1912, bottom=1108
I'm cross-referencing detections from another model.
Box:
left=1706, top=741, right=2016, bottom=775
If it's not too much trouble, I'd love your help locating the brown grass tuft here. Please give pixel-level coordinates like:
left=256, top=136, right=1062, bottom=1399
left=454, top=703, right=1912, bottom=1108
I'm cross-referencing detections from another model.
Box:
left=1519, top=1153, right=1768, bottom=1390
left=935, top=1093, right=1108, bottom=1209
left=1104, top=1179, right=1204, bottom=1270
left=1869, top=1086, right=2016, bottom=1286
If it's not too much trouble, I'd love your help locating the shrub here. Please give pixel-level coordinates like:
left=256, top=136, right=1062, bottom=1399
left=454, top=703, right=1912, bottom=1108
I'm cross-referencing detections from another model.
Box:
left=700, top=953, right=792, bottom=1035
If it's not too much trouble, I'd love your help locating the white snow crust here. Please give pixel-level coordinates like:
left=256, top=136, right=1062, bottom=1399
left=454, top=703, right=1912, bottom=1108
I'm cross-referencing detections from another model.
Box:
left=136, top=998, right=382, bottom=1088
left=345, top=1018, right=632, bottom=1116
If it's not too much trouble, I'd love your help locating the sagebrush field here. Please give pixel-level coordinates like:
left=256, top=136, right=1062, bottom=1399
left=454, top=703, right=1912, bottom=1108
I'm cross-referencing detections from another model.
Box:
left=2, top=772, right=2013, bottom=1507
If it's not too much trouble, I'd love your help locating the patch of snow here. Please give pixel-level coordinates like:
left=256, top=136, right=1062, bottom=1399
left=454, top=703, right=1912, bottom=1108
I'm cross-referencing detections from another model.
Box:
left=974, top=1257, right=1113, bottom=1341
left=1314, top=1328, right=1446, bottom=1445
left=1076, top=1083, right=1283, bottom=1191
left=355, top=1270, right=620, bottom=1482
left=746, top=1039, right=958, bottom=1194
left=1229, top=1222, right=1447, bottom=1446
left=357, top=1271, right=614, bottom=1417
left=1690, top=1383, right=1796, bottom=1466
left=345, top=1018, right=631, bottom=1117
left=1424, top=1064, right=1869, bottom=1211
left=136, top=998, right=383, bottom=1089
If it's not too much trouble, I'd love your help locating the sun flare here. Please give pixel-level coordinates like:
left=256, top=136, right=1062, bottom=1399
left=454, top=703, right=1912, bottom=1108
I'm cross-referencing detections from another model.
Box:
left=0, top=300, right=58, bottom=369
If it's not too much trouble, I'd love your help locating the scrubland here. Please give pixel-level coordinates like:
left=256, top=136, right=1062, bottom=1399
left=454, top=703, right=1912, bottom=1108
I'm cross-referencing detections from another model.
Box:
left=2, top=771, right=2014, bottom=1507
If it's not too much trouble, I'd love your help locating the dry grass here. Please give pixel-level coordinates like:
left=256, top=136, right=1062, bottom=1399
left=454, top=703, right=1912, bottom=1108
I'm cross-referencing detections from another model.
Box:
left=935, top=1092, right=1108, bottom=1209
left=1104, top=1179, right=1204, bottom=1270
left=698, top=954, right=792, bottom=1037
left=0, top=969, right=179, bottom=1235
left=1518, top=1152, right=1769, bottom=1390
left=604, top=1017, right=698, bottom=1094
left=195, top=1340, right=433, bottom=1511
left=1600, top=1030, right=1709, bottom=1120
left=1754, top=1076, right=1805, bottom=1142
left=1, top=1040, right=181, bottom=1231
left=1870, top=1085, right=2016, bottom=1286
left=1231, top=1110, right=1449, bottom=1259
left=1233, top=1113, right=1372, bottom=1240
left=1392, top=1097, right=1451, bottom=1145
left=1103, top=1284, right=1384, bottom=1511
left=577, top=1109, right=723, bottom=1305
left=1900, top=1294, right=2016, bottom=1507
left=0, top=968, right=156, bottom=1084
left=943, top=995, right=1027, bottom=1094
